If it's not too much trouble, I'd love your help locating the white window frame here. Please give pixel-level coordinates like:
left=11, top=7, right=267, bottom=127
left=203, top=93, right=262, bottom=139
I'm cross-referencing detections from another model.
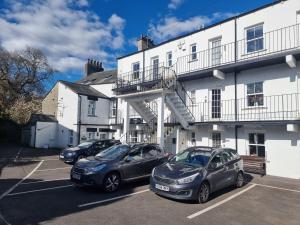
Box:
left=212, top=132, right=221, bottom=148
left=246, top=24, right=264, bottom=53
left=210, top=38, right=222, bottom=66
left=132, top=62, right=140, bottom=80
left=88, top=100, right=96, bottom=116
left=130, top=131, right=138, bottom=143
left=110, top=99, right=117, bottom=118
left=248, top=133, right=265, bottom=157
left=166, top=51, right=172, bottom=67
left=247, top=82, right=264, bottom=107
left=190, top=44, right=197, bottom=61
left=88, top=132, right=96, bottom=140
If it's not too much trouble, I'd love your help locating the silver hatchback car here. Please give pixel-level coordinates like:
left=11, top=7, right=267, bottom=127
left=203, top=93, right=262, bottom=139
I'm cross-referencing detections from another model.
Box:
left=150, top=147, right=244, bottom=203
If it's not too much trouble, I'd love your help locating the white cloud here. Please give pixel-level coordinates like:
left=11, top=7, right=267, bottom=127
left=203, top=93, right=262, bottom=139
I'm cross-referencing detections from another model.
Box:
left=149, top=12, right=239, bottom=42
left=0, top=0, right=125, bottom=72
left=168, top=0, right=185, bottom=10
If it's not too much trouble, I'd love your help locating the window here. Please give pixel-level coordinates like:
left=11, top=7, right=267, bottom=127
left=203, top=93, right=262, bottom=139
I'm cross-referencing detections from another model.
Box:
left=210, top=38, right=222, bottom=66
left=212, top=132, right=221, bottom=148
left=191, top=132, right=196, bottom=146
left=166, top=52, right=172, bottom=67
left=128, top=146, right=143, bottom=161
left=143, top=145, right=158, bottom=158
left=246, top=24, right=264, bottom=53
left=210, top=153, right=223, bottom=168
left=249, top=133, right=265, bottom=157
left=110, top=99, right=117, bottom=117
left=190, top=44, right=197, bottom=61
left=88, top=132, right=96, bottom=140
left=212, top=89, right=221, bottom=118
left=132, top=62, right=140, bottom=80
left=69, top=130, right=74, bottom=145
left=247, top=82, right=263, bottom=107
left=190, top=90, right=196, bottom=105
left=130, top=131, right=138, bottom=143
left=99, top=133, right=106, bottom=140
left=88, top=100, right=96, bottom=116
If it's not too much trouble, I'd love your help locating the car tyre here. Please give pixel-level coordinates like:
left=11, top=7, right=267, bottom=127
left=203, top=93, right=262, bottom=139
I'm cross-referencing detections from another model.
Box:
left=235, top=172, right=244, bottom=188
left=198, top=182, right=210, bottom=203
left=103, top=172, right=120, bottom=192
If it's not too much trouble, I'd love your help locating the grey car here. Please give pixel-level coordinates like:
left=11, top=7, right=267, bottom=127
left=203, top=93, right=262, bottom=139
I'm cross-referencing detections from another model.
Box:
left=150, top=146, right=244, bottom=203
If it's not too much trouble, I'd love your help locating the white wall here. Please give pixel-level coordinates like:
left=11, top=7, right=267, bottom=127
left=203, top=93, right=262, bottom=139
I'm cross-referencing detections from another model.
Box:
left=35, top=122, right=57, bottom=148
left=80, top=96, right=110, bottom=125
left=56, top=82, right=79, bottom=148
left=91, top=83, right=115, bottom=98
left=118, top=0, right=300, bottom=77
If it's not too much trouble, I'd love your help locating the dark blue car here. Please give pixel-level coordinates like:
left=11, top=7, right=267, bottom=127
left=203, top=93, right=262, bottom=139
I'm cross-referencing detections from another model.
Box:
left=59, top=139, right=121, bottom=164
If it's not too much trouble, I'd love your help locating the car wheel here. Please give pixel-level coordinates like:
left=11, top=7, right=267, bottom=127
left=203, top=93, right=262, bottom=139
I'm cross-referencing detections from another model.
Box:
left=198, top=182, right=210, bottom=203
left=235, top=172, right=244, bottom=188
left=103, top=173, right=120, bottom=192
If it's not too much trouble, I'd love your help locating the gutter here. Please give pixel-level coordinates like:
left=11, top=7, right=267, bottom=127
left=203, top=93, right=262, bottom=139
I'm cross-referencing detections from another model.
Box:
left=77, top=95, right=82, bottom=145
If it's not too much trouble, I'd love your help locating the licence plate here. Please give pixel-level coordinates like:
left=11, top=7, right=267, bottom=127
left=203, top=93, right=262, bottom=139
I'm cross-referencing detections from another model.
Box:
left=72, top=173, right=81, bottom=180
left=155, top=184, right=169, bottom=192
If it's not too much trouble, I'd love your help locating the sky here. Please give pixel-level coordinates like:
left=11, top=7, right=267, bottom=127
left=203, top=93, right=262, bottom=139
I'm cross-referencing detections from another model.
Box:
left=0, top=0, right=274, bottom=89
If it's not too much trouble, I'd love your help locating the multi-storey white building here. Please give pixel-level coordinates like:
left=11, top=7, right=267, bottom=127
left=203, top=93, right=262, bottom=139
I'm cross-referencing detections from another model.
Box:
left=114, top=0, right=300, bottom=179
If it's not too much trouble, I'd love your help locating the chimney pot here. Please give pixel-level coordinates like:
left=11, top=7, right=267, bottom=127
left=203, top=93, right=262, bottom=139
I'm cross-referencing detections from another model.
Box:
left=84, top=59, right=104, bottom=77
left=137, top=35, right=155, bottom=51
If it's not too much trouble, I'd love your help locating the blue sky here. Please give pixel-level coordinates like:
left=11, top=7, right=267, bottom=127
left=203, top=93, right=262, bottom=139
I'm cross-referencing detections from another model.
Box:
left=0, top=0, right=273, bottom=90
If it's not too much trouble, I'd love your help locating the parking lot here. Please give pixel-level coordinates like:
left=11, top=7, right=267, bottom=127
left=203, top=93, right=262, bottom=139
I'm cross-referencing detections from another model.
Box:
left=0, top=143, right=300, bottom=225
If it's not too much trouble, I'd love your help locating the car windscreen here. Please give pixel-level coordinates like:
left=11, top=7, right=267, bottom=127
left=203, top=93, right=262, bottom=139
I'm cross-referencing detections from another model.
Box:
left=95, top=145, right=129, bottom=160
left=77, top=142, right=93, bottom=149
left=170, top=150, right=211, bottom=167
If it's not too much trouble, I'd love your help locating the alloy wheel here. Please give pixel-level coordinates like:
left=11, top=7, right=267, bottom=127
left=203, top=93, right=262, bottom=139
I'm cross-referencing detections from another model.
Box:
left=198, top=182, right=209, bottom=203
left=104, top=173, right=120, bottom=192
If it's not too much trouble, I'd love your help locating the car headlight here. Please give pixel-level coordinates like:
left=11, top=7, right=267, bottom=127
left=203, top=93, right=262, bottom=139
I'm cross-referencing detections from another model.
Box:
left=151, top=167, right=156, bottom=177
left=177, top=173, right=199, bottom=184
left=84, top=164, right=106, bottom=175
left=66, top=151, right=76, bottom=156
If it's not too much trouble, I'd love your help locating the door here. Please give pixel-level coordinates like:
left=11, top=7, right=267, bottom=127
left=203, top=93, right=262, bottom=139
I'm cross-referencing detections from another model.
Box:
left=141, top=145, right=163, bottom=175
left=210, top=38, right=222, bottom=66
left=121, top=147, right=146, bottom=179
left=151, top=57, right=159, bottom=80
left=211, top=89, right=221, bottom=119
left=207, top=153, right=227, bottom=192
left=221, top=150, right=237, bottom=186
left=68, top=130, right=74, bottom=146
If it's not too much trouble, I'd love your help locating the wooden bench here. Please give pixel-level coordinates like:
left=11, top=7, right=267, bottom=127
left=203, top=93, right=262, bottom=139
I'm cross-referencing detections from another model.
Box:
left=241, top=156, right=266, bottom=175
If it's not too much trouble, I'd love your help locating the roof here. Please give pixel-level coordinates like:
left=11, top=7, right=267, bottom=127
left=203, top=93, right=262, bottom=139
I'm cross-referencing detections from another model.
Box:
left=117, top=0, right=287, bottom=60
left=77, top=70, right=117, bottom=85
left=29, top=114, right=58, bottom=123
left=60, top=80, right=109, bottom=99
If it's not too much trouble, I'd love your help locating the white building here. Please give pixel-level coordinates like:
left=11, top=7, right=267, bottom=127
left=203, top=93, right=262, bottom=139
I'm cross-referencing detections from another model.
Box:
left=114, top=0, right=300, bottom=179
left=41, top=61, right=118, bottom=148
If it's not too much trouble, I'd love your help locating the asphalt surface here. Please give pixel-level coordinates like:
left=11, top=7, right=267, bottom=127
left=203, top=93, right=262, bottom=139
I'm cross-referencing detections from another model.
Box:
left=0, top=143, right=300, bottom=225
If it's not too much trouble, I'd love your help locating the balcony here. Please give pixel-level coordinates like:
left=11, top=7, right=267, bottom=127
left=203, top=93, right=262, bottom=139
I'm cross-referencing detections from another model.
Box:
left=190, top=93, right=300, bottom=123
left=177, top=23, right=300, bottom=79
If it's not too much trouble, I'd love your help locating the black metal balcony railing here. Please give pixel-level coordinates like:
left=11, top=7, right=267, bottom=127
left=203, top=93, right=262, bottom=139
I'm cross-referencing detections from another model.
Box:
left=190, top=93, right=300, bottom=122
left=176, top=23, right=300, bottom=75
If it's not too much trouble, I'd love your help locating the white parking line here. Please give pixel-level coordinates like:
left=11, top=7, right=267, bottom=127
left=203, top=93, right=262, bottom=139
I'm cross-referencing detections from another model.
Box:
left=0, top=160, right=44, bottom=200
left=36, top=167, right=71, bottom=172
left=7, top=185, right=73, bottom=196
left=187, top=184, right=257, bottom=219
left=78, top=189, right=150, bottom=208
left=20, top=178, right=70, bottom=185
left=251, top=182, right=300, bottom=193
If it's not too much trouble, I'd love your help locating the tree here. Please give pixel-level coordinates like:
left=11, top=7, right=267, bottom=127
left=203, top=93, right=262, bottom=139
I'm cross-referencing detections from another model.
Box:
left=0, top=47, right=54, bottom=123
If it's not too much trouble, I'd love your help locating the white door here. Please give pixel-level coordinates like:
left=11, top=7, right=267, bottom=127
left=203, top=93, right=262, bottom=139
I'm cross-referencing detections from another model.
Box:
left=210, top=38, right=222, bottom=66
left=151, top=57, right=159, bottom=80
